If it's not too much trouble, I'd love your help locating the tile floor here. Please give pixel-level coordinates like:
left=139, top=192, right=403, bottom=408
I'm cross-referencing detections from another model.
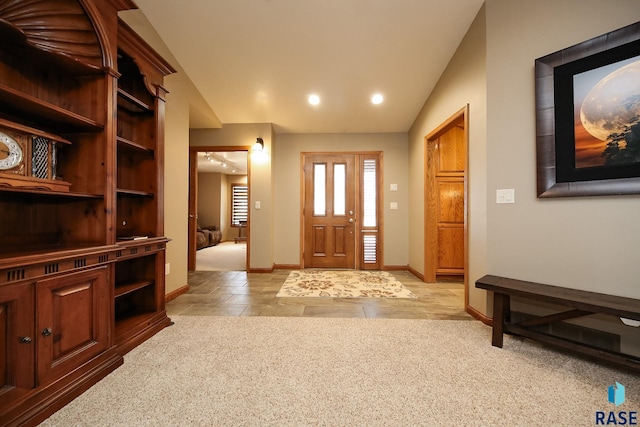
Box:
left=166, top=270, right=472, bottom=320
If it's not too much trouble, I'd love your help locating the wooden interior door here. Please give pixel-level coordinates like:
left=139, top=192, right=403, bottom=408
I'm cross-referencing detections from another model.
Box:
left=426, top=108, right=467, bottom=282
left=188, top=150, right=198, bottom=271
left=303, top=154, right=356, bottom=268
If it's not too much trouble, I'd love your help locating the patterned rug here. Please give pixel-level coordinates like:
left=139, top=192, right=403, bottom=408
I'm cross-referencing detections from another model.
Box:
left=276, top=270, right=416, bottom=298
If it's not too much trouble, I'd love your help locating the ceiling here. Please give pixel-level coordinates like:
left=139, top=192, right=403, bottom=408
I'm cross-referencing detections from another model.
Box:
left=197, top=151, right=248, bottom=174
left=133, top=0, right=484, bottom=134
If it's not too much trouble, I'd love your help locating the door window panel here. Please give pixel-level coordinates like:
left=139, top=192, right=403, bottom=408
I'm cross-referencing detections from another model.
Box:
left=314, top=164, right=326, bottom=216
left=363, top=159, right=376, bottom=227
left=334, top=164, right=346, bottom=215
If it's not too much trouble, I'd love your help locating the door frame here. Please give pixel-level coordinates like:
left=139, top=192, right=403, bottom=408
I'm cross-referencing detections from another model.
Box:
left=188, top=146, right=251, bottom=271
left=300, top=151, right=383, bottom=270
left=424, top=105, right=469, bottom=304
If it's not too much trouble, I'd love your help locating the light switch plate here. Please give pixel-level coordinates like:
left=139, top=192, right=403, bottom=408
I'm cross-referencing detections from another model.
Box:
left=390, top=184, right=398, bottom=191
left=390, top=202, right=398, bottom=210
left=496, top=189, right=515, bottom=204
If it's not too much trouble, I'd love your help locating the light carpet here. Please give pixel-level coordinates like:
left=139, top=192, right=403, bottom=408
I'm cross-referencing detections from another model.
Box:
left=196, top=241, right=246, bottom=271
left=276, top=270, right=416, bottom=298
left=40, top=316, right=639, bottom=426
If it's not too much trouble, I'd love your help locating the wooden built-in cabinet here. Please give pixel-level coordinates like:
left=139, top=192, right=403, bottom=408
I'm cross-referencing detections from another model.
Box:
left=0, top=1, right=174, bottom=425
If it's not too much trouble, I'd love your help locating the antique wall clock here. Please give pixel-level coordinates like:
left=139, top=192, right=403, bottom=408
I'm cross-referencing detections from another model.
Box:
left=0, top=130, right=23, bottom=170
left=0, top=122, right=71, bottom=192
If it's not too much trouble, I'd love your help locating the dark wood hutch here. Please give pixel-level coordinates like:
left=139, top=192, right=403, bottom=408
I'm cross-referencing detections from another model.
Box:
left=0, top=0, right=174, bottom=424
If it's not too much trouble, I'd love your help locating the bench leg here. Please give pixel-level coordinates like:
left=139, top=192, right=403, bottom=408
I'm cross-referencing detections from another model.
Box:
left=491, top=292, right=510, bottom=348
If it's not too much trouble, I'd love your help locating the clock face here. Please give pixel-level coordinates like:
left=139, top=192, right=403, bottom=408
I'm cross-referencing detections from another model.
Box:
left=0, top=131, right=23, bottom=170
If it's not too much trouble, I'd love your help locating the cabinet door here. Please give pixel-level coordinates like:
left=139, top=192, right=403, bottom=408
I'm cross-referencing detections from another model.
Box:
left=36, top=267, right=110, bottom=385
left=0, top=283, right=34, bottom=406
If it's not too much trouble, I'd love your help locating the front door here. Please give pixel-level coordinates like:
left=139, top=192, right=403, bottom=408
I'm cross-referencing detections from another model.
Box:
left=303, top=154, right=356, bottom=268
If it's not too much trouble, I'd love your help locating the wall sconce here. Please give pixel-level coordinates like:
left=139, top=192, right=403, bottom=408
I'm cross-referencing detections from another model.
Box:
left=252, top=137, right=264, bottom=152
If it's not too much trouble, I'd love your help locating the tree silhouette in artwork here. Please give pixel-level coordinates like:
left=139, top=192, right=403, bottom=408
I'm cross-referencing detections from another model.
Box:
left=602, top=120, right=640, bottom=165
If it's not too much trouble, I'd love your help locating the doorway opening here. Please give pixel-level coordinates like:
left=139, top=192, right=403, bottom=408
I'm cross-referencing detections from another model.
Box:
left=301, top=152, right=382, bottom=270
left=424, top=106, right=469, bottom=305
left=188, top=146, right=250, bottom=272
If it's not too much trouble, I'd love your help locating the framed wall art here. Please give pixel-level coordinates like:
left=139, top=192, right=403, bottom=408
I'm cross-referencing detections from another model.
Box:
left=535, top=21, right=640, bottom=197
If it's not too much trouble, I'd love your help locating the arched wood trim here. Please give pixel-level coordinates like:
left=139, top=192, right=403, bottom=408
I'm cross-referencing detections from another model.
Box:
left=0, top=0, right=111, bottom=69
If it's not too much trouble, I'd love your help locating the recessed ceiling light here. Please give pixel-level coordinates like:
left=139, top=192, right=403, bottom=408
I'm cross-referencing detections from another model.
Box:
left=372, top=94, right=384, bottom=105
left=308, top=94, right=320, bottom=105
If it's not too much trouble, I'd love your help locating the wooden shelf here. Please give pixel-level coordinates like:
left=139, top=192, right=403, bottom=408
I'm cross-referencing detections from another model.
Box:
left=0, top=84, right=103, bottom=131
left=117, top=136, right=154, bottom=153
left=0, top=244, right=118, bottom=270
left=116, top=188, right=154, bottom=197
left=117, top=88, right=153, bottom=113
left=0, top=118, right=72, bottom=145
left=0, top=185, right=103, bottom=199
left=115, top=311, right=156, bottom=336
left=115, top=279, right=154, bottom=298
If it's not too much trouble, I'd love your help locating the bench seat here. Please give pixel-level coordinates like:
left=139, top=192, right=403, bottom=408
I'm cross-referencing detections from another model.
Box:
left=476, top=274, right=640, bottom=372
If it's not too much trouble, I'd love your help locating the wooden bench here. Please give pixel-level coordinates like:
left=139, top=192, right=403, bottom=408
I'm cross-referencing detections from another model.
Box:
left=475, top=274, right=640, bottom=372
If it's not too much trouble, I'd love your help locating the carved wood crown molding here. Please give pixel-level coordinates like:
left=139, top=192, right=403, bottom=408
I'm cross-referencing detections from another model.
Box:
left=0, top=0, right=103, bottom=68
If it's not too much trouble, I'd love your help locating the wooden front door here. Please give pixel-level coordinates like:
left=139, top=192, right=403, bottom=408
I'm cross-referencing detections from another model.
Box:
left=425, top=107, right=467, bottom=282
left=303, top=154, right=356, bottom=268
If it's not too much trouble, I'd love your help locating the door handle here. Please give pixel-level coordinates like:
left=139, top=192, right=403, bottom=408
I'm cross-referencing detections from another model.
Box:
left=348, top=218, right=354, bottom=223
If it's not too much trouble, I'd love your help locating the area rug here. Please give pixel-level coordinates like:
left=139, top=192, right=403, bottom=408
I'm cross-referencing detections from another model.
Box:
left=276, top=270, right=416, bottom=298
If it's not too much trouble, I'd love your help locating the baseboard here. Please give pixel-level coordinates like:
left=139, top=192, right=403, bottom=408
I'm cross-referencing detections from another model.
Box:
left=467, top=304, right=492, bottom=326
left=382, top=265, right=407, bottom=271
left=273, top=264, right=300, bottom=270
left=248, top=267, right=274, bottom=273
left=407, top=265, right=425, bottom=281
left=165, top=284, right=189, bottom=303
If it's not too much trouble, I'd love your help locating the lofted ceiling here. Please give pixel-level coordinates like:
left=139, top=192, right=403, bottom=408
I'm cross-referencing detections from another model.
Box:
left=133, top=0, right=484, bottom=134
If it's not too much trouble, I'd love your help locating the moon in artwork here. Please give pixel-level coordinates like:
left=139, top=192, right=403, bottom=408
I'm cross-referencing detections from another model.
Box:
left=580, top=60, right=640, bottom=141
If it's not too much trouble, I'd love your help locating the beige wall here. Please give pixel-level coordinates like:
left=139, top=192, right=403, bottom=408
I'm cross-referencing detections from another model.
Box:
left=408, top=5, right=488, bottom=313
left=485, top=0, right=640, bottom=299
left=197, top=172, right=222, bottom=228
left=274, top=133, right=409, bottom=267
left=190, top=124, right=274, bottom=269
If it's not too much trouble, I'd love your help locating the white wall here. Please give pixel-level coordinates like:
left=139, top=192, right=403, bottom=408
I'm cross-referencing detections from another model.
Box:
left=485, top=0, right=640, bottom=299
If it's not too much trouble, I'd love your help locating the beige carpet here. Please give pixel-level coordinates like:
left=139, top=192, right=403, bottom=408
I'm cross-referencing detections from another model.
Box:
left=196, top=241, right=246, bottom=271
left=41, top=316, right=639, bottom=426
left=277, top=270, right=416, bottom=298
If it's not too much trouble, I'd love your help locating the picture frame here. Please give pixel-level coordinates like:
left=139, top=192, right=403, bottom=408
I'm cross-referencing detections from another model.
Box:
left=535, top=21, right=640, bottom=197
